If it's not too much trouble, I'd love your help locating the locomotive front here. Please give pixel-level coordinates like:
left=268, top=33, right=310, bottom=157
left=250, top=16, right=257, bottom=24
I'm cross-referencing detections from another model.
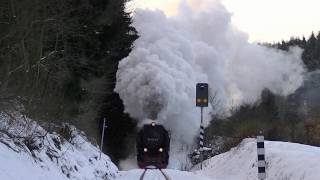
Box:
left=136, top=122, right=170, bottom=169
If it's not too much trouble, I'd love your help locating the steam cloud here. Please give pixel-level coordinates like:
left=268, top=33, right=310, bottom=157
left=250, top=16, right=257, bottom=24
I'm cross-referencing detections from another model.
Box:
left=115, top=0, right=305, bottom=168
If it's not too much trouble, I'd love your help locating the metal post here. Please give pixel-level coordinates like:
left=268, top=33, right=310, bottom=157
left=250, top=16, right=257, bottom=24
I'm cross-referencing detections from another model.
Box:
left=200, top=107, right=204, bottom=170
left=100, top=117, right=106, bottom=160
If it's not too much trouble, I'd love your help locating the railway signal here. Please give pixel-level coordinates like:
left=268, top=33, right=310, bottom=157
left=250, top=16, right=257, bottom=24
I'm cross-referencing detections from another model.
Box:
left=196, top=83, right=209, bottom=107
left=196, top=83, right=209, bottom=170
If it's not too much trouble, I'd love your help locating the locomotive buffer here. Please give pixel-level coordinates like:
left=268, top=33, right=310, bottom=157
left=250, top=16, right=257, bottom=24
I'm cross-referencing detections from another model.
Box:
left=196, top=83, right=209, bottom=170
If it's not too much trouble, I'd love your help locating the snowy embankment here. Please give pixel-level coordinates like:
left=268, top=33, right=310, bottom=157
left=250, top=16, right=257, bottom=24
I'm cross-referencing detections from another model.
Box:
left=116, top=138, right=320, bottom=180
left=0, top=111, right=118, bottom=180
left=195, top=138, right=320, bottom=180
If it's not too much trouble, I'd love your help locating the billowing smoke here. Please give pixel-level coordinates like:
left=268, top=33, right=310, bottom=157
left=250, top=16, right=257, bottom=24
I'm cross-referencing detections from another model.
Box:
left=115, top=0, right=305, bottom=168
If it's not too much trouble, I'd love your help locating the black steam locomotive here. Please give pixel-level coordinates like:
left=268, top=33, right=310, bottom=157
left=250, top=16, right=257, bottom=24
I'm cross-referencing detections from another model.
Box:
left=136, top=122, right=170, bottom=168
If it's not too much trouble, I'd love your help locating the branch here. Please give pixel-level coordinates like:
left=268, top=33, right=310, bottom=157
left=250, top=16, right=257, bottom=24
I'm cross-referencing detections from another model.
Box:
left=8, top=64, right=24, bottom=75
left=40, top=50, right=64, bottom=62
left=0, top=138, right=19, bottom=153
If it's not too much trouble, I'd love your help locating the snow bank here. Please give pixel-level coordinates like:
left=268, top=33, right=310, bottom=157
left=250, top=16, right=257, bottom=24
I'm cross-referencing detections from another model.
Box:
left=0, top=111, right=118, bottom=180
left=195, top=138, right=320, bottom=180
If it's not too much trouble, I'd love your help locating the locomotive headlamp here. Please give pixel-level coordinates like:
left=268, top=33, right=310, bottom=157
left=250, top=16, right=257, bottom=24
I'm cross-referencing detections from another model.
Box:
left=159, top=148, right=163, bottom=152
left=151, top=122, right=156, bottom=126
left=143, top=148, right=148, bottom=152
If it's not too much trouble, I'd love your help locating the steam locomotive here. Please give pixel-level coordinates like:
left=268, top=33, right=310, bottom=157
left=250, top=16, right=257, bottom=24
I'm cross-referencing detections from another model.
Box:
left=136, top=122, right=170, bottom=168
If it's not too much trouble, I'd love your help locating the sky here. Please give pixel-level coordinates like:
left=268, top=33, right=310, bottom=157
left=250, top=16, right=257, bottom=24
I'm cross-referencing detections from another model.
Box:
left=129, top=0, right=320, bottom=43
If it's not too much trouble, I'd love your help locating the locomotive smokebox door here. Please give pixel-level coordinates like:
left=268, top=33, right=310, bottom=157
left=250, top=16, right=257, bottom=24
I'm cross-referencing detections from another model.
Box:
left=196, top=83, right=209, bottom=107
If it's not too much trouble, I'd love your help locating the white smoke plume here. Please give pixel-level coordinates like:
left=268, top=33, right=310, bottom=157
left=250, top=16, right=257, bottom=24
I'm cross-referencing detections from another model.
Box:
left=116, top=0, right=305, bottom=168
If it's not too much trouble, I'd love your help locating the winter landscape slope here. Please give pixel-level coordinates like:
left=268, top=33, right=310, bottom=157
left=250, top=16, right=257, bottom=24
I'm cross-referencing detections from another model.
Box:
left=0, top=111, right=118, bottom=180
left=195, top=138, right=320, bottom=180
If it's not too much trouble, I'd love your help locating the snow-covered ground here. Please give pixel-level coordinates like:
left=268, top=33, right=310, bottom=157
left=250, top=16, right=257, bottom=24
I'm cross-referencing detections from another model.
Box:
left=194, top=138, right=320, bottom=180
left=2, top=109, right=320, bottom=180
left=118, top=138, right=320, bottom=180
left=116, top=169, right=212, bottom=180
left=0, top=111, right=118, bottom=180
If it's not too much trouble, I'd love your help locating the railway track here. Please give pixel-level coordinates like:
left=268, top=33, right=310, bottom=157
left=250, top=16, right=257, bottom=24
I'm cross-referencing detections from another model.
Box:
left=139, top=167, right=171, bottom=180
